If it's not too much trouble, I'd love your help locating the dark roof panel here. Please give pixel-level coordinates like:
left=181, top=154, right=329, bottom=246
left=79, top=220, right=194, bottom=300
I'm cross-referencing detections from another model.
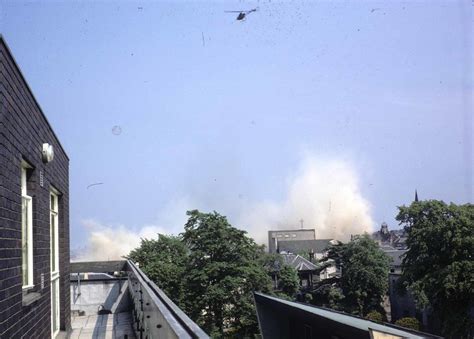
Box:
left=278, top=239, right=333, bottom=254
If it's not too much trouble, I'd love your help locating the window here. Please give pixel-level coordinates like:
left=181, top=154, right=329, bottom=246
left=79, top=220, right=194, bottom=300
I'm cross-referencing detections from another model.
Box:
left=21, top=162, right=33, bottom=288
left=50, top=190, right=60, bottom=337
left=50, top=191, right=59, bottom=275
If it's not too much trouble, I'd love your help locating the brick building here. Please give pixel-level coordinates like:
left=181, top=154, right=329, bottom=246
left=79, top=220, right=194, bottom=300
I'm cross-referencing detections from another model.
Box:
left=0, top=36, right=70, bottom=337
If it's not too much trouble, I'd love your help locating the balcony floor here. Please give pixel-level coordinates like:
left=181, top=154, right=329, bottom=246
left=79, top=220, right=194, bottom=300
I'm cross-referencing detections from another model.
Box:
left=69, top=312, right=136, bottom=339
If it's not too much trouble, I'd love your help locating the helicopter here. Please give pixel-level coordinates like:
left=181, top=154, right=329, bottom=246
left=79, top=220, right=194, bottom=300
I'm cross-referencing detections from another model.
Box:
left=225, top=8, right=258, bottom=21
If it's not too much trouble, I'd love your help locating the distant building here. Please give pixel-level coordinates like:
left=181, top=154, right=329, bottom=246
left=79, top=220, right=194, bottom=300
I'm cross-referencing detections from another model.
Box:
left=278, top=253, right=336, bottom=290
left=268, top=228, right=315, bottom=253
left=0, top=36, right=70, bottom=337
left=371, top=222, right=407, bottom=249
left=278, top=239, right=337, bottom=260
left=383, top=249, right=432, bottom=331
left=383, top=249, right=406, bottom=274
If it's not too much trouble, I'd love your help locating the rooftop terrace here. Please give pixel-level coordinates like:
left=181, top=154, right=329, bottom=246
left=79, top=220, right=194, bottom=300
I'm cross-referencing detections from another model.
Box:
left=69, top=260, right=208, bottom=339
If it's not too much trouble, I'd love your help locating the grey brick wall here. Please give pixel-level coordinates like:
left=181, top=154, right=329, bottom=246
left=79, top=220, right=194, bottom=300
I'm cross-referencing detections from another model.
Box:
left=0, top=37, right=70, bottom=338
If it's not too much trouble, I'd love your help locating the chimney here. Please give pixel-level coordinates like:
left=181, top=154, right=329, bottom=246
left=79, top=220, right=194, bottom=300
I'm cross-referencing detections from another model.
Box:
left=309, top=248, right=315, bottom=262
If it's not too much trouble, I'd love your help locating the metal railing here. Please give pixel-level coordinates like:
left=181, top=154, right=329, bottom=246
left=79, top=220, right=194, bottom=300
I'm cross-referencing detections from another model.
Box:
left=127, top=260, right=209, bottom=339
left=70, top=260, right=209, bottom=339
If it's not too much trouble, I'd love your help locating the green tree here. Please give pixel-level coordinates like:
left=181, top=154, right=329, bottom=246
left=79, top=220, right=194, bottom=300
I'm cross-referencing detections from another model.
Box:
left=182, top=210, right=273, bottom=337
left=396, top=200, right=474, bottom=338
left=311, top=284, right=345, bottom=310
left=315, top=234, right=391, bottom=316
left=394, top=317, right=420, bottom=331
left=127, top=235, right=187, bottom=307
left=260, top=253, right=299, bottom=299
left=366, top=310, right=383, bottom=323
left=277, top=264, right=300, bottom=298
left=339, top=235, right=391, bottom=315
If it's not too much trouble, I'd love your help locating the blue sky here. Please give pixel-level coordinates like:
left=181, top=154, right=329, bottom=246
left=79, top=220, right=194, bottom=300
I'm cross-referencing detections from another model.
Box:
left=1, top=0, right=472, bottom=250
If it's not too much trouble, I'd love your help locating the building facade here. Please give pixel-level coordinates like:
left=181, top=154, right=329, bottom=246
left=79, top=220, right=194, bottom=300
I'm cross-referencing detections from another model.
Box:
left=278, top=238, right=336, bottom=260
left=0, top=36, right=70, bottom=338
left=268, top=229, right=315, bottom=253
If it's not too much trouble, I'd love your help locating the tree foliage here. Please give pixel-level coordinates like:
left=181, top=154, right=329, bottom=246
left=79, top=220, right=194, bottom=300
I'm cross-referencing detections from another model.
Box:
left=394, top=317, right=421, bottom=331
left=313, top=234, right=391, bottom=316
left=128, top=210, right=273, bottom=338
left=181, top=210, right=273, bottom=337
left=365, top=310, right=383, bottom=323
left=127, top=235, right=187, bottom=305
left=396, top=200, right=474, bottom=338
left=338, top=235, right=391, bottom=315
left=260, top=252, right=299, bottom=299
left=277, top=264, right=300, bottom=298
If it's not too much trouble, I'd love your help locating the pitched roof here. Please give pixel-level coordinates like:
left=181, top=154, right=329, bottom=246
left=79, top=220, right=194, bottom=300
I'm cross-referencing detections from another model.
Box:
left=280, top=253, right=319, bottom=271
left=278, top=239, right=333, bottom=254
left=383, top=249, right=407, bottom=267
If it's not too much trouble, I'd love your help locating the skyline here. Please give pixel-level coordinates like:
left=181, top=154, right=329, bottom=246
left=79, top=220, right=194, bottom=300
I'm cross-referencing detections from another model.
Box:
left=1, top=0, right=472, bottom=255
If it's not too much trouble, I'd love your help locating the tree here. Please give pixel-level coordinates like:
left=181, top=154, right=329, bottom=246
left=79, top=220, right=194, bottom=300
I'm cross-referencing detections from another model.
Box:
left=395, top=317, right=420, bottom=331
left=277, top=264, right=300, bottom=298
left=310, top=283, right=345, bottom=310
left=181, top=210, right=273, bottom=337
left=314, top=234, right=391, bottom=316
left=260, top=252, right=299, bottom=299
left=127, top=235, right=187, bottom=307
left=396, top=201, right=474, bottom=338
left=366, top=310, right=383, bottom=323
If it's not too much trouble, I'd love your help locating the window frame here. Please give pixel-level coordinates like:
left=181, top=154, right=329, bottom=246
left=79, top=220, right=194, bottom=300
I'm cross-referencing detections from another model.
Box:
left=50, top=188, right=61, bottom=338
left=21, top=161, right=34, bottom=289
left=50, top=190, right=60, bottom=279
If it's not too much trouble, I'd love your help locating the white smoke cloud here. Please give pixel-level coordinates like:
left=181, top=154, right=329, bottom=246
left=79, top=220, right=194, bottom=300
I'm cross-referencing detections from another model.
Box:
left=239, top=155, right=374, bottom=244
left=74, top=155, right=374, bottom=260
left=73, top=197, right=194, bottom=261
left=73, top=220, right=166, bottom=261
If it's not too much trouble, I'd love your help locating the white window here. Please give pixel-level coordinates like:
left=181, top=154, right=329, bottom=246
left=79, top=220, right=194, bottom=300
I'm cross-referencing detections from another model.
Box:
left=50, top=191, right=59, bottom=276
left=21, top=162, right=33, bottom=289
left=50, top=190, right=60, bottom=337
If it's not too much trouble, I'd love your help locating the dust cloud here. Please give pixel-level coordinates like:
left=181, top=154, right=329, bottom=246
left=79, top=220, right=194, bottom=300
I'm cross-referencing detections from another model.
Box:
left=239, top=156, right=374, bottom=244
left=73, top=219, right=166, bottom=261
left=74, top=156, right=374, bottom=260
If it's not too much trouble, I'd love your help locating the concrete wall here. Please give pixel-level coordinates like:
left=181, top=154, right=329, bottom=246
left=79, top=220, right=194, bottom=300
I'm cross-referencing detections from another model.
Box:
left=71, top=280, right=131, bottom=316
left=0, top=37, right=70, bottom=338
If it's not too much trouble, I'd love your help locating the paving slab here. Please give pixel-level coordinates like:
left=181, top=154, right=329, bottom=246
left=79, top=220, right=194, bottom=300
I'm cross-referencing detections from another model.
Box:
left=70, top=312, right=136, bottom=339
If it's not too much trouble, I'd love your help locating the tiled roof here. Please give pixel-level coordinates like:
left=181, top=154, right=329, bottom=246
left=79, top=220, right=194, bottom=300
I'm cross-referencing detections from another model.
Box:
left=280, top=253, right=319, bottom=271
left=278, top=239, right=333, bottom=254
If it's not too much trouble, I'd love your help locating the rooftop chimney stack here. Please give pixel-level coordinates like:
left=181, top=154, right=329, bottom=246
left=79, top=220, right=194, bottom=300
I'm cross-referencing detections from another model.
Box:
left=309, top=248, right=315, bottom=263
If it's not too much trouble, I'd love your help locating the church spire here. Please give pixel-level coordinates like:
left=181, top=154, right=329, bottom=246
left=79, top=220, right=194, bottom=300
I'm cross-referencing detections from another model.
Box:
left=415, top=189, right=419, bottom=202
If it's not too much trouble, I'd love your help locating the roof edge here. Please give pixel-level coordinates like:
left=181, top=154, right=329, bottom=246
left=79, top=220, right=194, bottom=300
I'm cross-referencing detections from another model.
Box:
left=269, top=229, right=316, bottom=233
left=254, top=292, right=442, bottom=338
left=0, top=35, right=70, bottom=161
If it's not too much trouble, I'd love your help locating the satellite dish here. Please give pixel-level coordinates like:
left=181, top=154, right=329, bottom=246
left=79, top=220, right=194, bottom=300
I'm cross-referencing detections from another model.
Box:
left=42, top=143, right=54, bottom=163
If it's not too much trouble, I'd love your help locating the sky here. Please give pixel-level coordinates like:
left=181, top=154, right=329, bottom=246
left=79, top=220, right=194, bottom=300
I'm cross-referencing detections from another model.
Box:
left=0, top=0, right=472, bottom=255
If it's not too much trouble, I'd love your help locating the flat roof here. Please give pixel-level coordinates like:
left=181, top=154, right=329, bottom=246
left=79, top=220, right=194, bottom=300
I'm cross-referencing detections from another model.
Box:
left=269, top=229, right=315, bottom=233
